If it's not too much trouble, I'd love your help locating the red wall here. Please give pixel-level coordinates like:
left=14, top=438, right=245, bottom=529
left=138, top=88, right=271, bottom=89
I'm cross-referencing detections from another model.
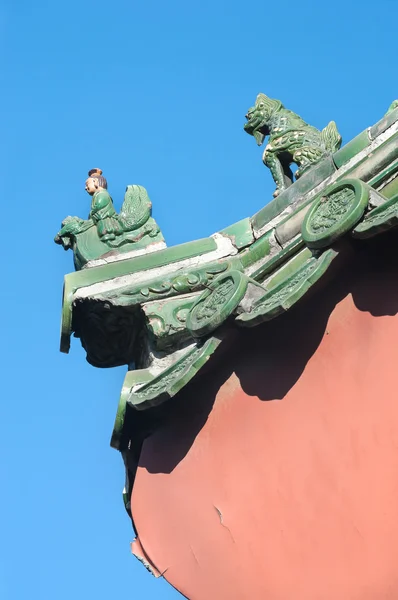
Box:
left=131, top=237, right=398, bottom=599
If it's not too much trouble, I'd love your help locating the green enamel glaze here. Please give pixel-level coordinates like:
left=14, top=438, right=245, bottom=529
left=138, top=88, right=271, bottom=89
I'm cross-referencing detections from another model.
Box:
left=266, top=247, right=313, bottom=290
left=65, top=236, right=218, bottom=292
left=251, top=158, right=336, bottom=232
left=302, top=179, right=370, bottom=249
left=387, top=100, right=398, bottom=113
left=72, top=217, right=164, bottom=270
left=244, top=93, right=341, bottom=197
left=60, top=291, right=72, bottom=353
left=143, top=296, right=197, bottom=348
left=254, top=128, right=398, bottom=237
left=129, top=336, right=222, bottom=410
left=236, top=248, right=337, bottom=327
left=186, top=270, right=249, bottom=337
left=60, top=236, right=219, bottom=352
left=346, top=134, right=398, bottom=183
left=100, top=260, right=240, bottom=307
left=352, top=193, right=398, bottom=239
left=110, top=370, right=153, bottom=450
left=274, top=198, right=313, bottom=247
left=56, top=101, right=398, bottom=431
left=55, top=185, right=165, bottom=270
left=379, top=175, right=398, bottom=200
left=369, top=106, right=398, bottom=140
left=240, top=231, right=273, bottom=268
left=250, top=235, right=305, bottom=282
left=220, top=218, right=254, bottom=249
left=368, top=158, right=398, bottom=191
left=333, top=130, right=370, bottom=169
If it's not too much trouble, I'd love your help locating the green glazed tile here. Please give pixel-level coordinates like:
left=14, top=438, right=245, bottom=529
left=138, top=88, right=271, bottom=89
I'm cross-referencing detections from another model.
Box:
left=369, top=107, right=398, bottom=140
left=266, top=247, right=313, bottom=289
left=333, top=130, right=370, bottom=169
left=346, top=134, right=398, bottom=182
left=220, top=218, right=254, bottom=249
left=240, top=231, right=273, bottom=268
left=64, top=236, right=218, bottom=293
left=250, top=235, right=304, bottom=282
left=252, top=157, right=335, bottom=231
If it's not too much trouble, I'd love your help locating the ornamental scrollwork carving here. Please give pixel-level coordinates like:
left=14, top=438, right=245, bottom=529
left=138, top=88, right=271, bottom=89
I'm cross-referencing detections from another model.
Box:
left=129, top=337, right=222, bottom=409
left=309, top=187, right=356, bottom=233
left=302, top=179, right=370, bottom=249
left=237, top=249, right=337, bottom=327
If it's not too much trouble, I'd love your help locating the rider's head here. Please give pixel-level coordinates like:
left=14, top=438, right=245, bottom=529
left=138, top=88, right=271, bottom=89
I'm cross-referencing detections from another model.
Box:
left=85, top=168, right=108, bottom=195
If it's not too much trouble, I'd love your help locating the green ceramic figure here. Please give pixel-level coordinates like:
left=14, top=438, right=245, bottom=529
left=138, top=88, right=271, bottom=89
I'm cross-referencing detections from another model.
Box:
left=85, top=168, right=123, bottom=242
left=244, top=94, right=342, bottom=197
left=55, top=169, right=165, bottom=269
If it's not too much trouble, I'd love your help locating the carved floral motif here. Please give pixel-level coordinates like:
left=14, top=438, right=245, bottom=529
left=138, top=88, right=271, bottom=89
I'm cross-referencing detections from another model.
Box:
left=187, top=270, right=250, bottom=337
left=194, top=279, right=235, bottom=322
left=302, top=179, right=370, bottom=249
left=309, top=188, right=355, bottom=232
left=250, top=261, right=318, bottom=314
left=237, top=249, right=337, bottom=327
left=130, top=337, right=221, bottom=408
left=109, top=263, right=231, bottom=306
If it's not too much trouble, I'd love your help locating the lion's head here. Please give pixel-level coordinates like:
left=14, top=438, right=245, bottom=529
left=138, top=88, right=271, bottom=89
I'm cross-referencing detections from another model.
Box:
left=244, top=93, right=282, bottom=146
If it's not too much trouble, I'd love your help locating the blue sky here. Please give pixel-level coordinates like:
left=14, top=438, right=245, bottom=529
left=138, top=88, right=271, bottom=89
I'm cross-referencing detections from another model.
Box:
left=1, top=1, right=396, bottom=598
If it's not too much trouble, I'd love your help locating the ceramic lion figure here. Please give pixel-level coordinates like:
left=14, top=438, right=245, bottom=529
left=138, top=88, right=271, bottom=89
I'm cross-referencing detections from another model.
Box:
left=244, top=93, right=342, bottom=197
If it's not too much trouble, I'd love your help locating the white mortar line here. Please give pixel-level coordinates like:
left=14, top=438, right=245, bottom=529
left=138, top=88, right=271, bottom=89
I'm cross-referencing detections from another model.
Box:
left=75, top=233, right=237, bottom=299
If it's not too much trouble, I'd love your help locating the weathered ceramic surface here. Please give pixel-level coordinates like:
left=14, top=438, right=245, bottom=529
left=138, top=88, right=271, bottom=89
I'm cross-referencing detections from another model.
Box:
left=130, top=241, right=398, bottom=599
left=301, top=178, right=370, bottom=249
left=353, top=192, right=398, bottom=238
left=55, top=100, right=398, bottom=446
left=55, top=100, right=398, bottom=590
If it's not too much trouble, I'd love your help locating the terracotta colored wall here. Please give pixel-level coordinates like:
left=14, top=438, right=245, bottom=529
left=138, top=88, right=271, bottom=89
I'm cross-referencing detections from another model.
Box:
left=131, top=237, right=398, bottom=599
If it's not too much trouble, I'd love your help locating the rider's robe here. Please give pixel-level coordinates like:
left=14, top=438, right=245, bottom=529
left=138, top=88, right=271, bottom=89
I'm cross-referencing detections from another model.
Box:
left=90, top=189, right=123, bottom=241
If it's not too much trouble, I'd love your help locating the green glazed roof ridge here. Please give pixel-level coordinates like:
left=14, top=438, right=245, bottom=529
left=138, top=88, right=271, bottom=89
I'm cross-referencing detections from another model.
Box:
left=72, top=233, right=238, bottom=300
left=54, top=100, right=398, bottom=547
left=251, top=117, right=398, bottom=239
left=54, top=99, right=398, bottom=546
left=56, top=101, right=398, bottom=444
left=61, top=114, right=398, bottom=306
left=60, top=111, right=398, bottom=357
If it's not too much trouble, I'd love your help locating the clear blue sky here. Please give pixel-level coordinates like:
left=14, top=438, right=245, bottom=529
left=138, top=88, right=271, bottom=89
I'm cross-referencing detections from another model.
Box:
left=1, top=1, right=396, bottom=598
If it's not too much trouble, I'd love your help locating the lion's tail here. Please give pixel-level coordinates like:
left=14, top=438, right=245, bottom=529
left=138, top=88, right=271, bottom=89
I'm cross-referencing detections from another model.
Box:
left=321, top=121, right=342, bottom=153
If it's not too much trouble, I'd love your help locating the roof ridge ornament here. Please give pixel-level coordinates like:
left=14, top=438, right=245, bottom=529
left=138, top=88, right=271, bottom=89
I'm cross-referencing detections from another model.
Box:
left=54, top=169, right=165, bottom=270
left=54, top=99, right=398, bottom=513
left=244, top=93, right=342, bottom=198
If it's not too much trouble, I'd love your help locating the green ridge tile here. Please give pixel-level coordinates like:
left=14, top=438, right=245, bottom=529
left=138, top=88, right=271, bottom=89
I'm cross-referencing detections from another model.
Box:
left=220, top=218, right=254, bottom=249
left=266, top=247, right=313, bottom=289
left=369, top=107, right=398, bottom=140
left=274, top=200, right=312, bottom=247
left=251, top=236, right=304, bottom=282
left=368, top=158, right=398, bottom=190
left=252, top=157, right=335, bottom=231
left=240, top=231, right=273, bottom=268
left=346, top=134, right=398, bottom=183
left=65, top=236, right=218, bottom=292
left=333, top=130, right=370, bottom=168
left=381, top=177, right=398, bottom=200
